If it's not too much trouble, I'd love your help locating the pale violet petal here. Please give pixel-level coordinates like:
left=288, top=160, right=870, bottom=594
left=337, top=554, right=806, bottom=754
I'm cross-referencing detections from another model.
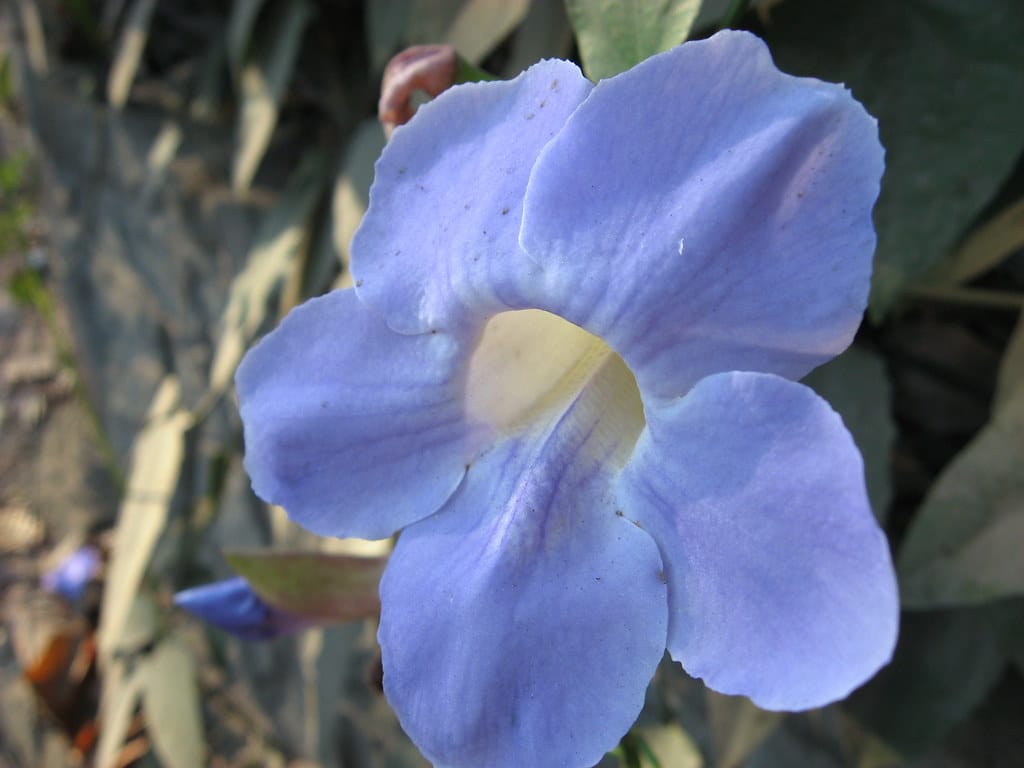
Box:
left=617, top=372, right=898, bottom=710
left=352, top=59, right=593, bottom=335
left=380, top=440, right=667, bottom=768
left=379, top=384, right=666, bottom=768
left=236, top=289, right=484, bottom=540
left=520, top=30, right=883, bottom=401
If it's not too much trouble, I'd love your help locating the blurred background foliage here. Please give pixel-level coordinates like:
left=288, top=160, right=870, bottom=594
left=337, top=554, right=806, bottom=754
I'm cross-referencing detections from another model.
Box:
left=0, top=0, right=1022, bottom=766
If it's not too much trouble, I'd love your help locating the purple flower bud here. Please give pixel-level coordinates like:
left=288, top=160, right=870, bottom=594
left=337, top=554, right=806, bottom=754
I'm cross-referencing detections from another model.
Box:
left=174, top=577, right=312, bottom=641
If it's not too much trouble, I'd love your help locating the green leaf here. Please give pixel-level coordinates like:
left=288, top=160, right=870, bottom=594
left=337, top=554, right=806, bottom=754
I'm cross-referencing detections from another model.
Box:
left=566, top=0, right=703, bottom=81
left=994, top=312, right=1024, bottom=413
left=445, top=0, right=531, bottom=64
left=106, top=0, right=157, bottom=108
left=232, top=0, right=311, bottom=192
left=898, top=388, right=1024, bottom=608
left=332, top=119, right=386, bottom=287
left=208, top=151, right=329, bottom=398
left=503, top=0, right=574, bottom=76
left=0, top=51, right=15, bottom=111
left=765, top=0, right=1024, bottom=319
left=17, top=0, right=49, bottom=74
left=95, top=594, right=159, bottom=768
left=226, top=0, right=270, bottom=77
left=225, top=549, right=387, bottom=621
left=927, top=198, right=1024, bottom=287
left=846, top=604, right=1011, bottom=755
left=97, top=378, right=189, bottom=662
left=633, top=724, right=703, bottom=768
left=141, top=636, right=206, bottom=768
left=94, top=659, right=146, bottom=768
left=803, top=346, right=895, bottom=523
left=365, top=0, right=414, bottom=71
left=1005, top=603, right=1024, bottom=676
left=407, top=0, right=466, bottom=45
left=706, top=690, right=783, bottom=767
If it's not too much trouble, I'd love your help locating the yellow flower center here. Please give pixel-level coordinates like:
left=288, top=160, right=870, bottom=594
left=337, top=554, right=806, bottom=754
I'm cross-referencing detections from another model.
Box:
left=465, top=309, right=645, bottom=468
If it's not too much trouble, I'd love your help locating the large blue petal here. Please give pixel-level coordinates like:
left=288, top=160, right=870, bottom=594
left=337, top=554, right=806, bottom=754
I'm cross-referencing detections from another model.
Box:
left=237, top=289, right=485, bottom=539
left=520, top=31, right=883, bottom=401
left=379, top=360, right=667, bottom=768
left=617, top=372, right=898, bottom=710
left=352, top=59, right=593, bottom=335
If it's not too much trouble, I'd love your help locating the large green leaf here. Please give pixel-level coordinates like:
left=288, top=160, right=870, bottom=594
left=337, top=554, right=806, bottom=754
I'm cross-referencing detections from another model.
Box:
left=898, top=308, right=1024, bottom=611
left=207, top=151, right=329, bottom=398
left=765, top=0, right=1024, bottom=319
left=566, top=0, right=703, bottom=81
left=927, top=198, right=1024, bottom=287
left=365, top=0, right=414, bottom=71
left=225, top=549, right=387, bottom=621
left=633, top=723, right=703, bottom=768
left=846, top=604, right=1011, bottom=755
left=97, top=378, right=189, bottom=662
left=803, top=346, right=894, bottom=523
left=366, top=0, right=531, bottom=69
left=503, top=0, right=574, bottom=76
left=994, top=313, right=1024, bottom=412
left=706, top=691, right=783, bottom=767
left=226, top=0, right=270, bottom=77
left=232, top=0, right=311, bottom=192
left=446, top=0, right=532, bottom=64
left=332, top=119, right=386, bottom=288
left=897, top=384, right=1024, bottom=608
left=95, top=658, right=147, bottom=768
left=141, top=636, right=206, bottom=768
left=106, top=0, right=157, bottom=108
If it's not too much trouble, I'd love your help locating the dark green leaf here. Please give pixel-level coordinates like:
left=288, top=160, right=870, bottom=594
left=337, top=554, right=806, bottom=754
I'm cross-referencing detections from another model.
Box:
left=503, top=0, right=574, bottom=76
left=332, top=120, right=386, bottom=285
left=232, top=0, right=312, bottom=192
left=927, top=198, right=1024, bottom=287
left=846, top=604, right=1010, bottom=755
left=765, top=0, right=1024, bottom=319
left=994, top=313, right=1024, bottom=412
left=804, top=346, right=894, bottom=523
left=141, top=636, right=205, bottom=768
left=226, top=0, right=270, bottom=77
left=97, top=379, right=188, bottom=662
left=365, top=0, right=414, bottom=71
left=566, top=0, right=703, bottom=81
left=446, top=0, right=531, bottom=64
left=208, top=150, right=329, bottom=397
left=707, top=690, right=783, bottom=767
left=898, top=389, right=1024, bottom=608
left=106, top=0, right=157, bottom=108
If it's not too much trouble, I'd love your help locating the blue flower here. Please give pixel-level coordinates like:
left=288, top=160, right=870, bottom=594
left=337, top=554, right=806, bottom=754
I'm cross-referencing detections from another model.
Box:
left=174, top=577, right=312, bottom=641
left=236, top=31, right=898, bottom=768
left=42, top=545, right=101, bottom=600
